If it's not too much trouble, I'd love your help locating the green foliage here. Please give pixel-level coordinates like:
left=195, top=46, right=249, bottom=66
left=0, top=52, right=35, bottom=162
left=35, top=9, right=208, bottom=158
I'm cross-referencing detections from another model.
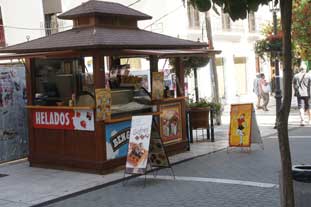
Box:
left=169, top=56, right=210, bottom=76
left=292, top=0, right=311, bottom=62
left=254, top=32, right=283, bottom=59
left=254, top=39, right=270, bottom=59
left=188, top=97, right=222, bottom=113
left=188, top=0, right=272, bottom=21
left=260, top=19, right=281, bottom=36
left=190, top=0, right=212, bottom=12
left=255, top=0, right=311, bottom=64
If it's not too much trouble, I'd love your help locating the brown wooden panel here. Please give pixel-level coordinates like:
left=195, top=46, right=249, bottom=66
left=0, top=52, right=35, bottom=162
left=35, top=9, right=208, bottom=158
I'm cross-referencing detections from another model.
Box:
left=34, top=129, right=64, bottom=156
left=63, top=130, right=97, bottom=161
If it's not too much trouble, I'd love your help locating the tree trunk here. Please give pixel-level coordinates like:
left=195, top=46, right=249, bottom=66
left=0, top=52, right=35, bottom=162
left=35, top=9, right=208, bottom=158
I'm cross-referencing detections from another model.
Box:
left=278, top=0, right=295, bottom=206
left=205, top=11, right=221, bottom=124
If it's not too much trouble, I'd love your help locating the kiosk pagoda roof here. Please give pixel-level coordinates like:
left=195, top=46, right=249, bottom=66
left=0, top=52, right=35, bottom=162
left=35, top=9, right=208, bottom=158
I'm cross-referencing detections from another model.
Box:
left=0, top=0, right=207, bottom=54
left=58, top=0, right=152, bottom=20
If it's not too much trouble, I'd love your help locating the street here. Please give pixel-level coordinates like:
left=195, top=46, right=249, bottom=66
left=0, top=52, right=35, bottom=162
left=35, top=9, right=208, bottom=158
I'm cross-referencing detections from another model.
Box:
left=38, top=124, right=311, bottom=207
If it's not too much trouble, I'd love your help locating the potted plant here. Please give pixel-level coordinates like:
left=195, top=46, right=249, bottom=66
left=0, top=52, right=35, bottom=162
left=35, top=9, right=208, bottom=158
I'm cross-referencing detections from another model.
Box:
left=170, top=56, right=210, bottom=102
left=187, top=97, right=222, bottom=129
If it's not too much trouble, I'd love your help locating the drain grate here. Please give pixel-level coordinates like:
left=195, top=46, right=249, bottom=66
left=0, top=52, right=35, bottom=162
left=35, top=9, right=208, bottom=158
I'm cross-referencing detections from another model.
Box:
left=0, top=174, right=8, bottom=178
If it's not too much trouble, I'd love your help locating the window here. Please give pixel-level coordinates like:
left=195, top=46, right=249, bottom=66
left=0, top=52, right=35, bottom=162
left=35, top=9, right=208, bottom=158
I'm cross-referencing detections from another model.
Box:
left=44, top=13, right=58, bottom=36
left=216, top=58, right=225, bottom=98
left=187, top=2, right=200, bottom=29
left=234, top=57, right=247, bottom=95
left=33, top=58, right=94, bottom=106
left=248, top=11, right=256, bottom=32
left=221, top=9, right=231, bottom=31
left=42, top=0, right=62, bottom=36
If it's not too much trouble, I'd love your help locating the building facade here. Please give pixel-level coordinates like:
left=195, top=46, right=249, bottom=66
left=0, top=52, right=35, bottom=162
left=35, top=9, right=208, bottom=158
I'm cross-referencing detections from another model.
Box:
left=0, top=0, right=272, bottom=103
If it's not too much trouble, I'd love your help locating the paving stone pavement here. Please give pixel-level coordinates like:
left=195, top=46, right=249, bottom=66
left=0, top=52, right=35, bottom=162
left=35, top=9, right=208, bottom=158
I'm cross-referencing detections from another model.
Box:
left=42, top=134, right=311, bottom=207
left=45, top=179, right=279, bottom=207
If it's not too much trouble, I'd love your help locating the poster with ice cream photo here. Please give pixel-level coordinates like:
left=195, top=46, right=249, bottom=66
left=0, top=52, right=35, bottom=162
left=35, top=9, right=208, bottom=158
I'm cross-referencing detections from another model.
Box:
left=160, top=103, right=182, bottom=144
left=125, top=115, right=152, bottom=174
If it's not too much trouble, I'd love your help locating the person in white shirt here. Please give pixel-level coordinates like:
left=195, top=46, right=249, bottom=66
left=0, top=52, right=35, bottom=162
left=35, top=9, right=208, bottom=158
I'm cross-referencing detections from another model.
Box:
left=253, top=73, right=261, bottom=109
left=293, top=64, right=310, bottom=126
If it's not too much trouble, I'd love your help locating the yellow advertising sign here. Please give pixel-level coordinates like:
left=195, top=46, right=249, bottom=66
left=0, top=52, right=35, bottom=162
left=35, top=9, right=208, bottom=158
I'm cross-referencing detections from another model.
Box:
left=229, top=103, right=253, bottom=147
left=95, top=88, right=111, bottom=121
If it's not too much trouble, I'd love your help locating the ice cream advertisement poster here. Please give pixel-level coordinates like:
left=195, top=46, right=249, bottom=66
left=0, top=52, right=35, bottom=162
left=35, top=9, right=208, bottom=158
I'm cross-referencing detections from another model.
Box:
left=105, top=121, right=131, bottom=160
left=152, top=72, right=164, bottom=100
left=160, top=103, right=182, bottom=144
left=95, top=88, right=111, bottom=121
left=125, top=115, right=152, bottom=174
left=229, top=104, right=253, bottom=147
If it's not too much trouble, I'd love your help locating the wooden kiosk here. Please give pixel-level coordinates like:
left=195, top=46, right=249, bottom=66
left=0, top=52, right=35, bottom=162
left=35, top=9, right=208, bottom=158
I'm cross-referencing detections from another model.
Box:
left=0, top=1, right=220, bottom=173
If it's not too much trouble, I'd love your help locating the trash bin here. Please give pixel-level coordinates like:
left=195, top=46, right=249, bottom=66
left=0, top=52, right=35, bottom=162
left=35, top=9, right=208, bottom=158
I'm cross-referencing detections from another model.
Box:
left=292, top=165, right=311, bottom=207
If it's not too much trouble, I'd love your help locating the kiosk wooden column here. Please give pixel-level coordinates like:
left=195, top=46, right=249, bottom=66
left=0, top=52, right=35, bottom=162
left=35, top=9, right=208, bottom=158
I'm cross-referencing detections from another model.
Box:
left=149, top=55, right=158, bottom=92
left=26, top=58, right=35, bottom=163
left=174, top=57, right=185, bottom=97
left=93, top=51, right=106, bottom=167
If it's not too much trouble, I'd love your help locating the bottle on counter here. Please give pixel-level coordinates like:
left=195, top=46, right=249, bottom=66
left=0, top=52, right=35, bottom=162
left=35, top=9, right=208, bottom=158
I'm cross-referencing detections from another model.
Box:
left=71, top=93, right=76, bottom=106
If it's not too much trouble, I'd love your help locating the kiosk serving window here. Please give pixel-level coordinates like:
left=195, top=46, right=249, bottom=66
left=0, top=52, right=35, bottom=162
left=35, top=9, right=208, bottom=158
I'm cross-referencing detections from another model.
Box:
left=33, top=58, right=94, bottom=106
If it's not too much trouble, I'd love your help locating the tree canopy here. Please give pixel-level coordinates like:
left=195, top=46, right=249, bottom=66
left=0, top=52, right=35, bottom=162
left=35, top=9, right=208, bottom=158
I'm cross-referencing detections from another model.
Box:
left=188, top=0, right=272, bottom=20
left=292, top=0, right=311, bottom=62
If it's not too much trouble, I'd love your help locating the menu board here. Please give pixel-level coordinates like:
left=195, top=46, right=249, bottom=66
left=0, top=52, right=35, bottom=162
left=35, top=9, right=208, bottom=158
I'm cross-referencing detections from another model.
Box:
left=95, top=88, right=111, bottom=121
left=152, top=72, right=164, bottom=100
left=149, top=138, right=169, bottom=167
left=33, top=109, right=94, bottom=131
left=229, top=103, right=252, bottom=147
left=125, top=115, right=153, bottom=174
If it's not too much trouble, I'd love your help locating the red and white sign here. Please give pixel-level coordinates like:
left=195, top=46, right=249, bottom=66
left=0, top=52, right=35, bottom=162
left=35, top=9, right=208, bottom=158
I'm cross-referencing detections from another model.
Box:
left=32, top=109, right=94, bottom=131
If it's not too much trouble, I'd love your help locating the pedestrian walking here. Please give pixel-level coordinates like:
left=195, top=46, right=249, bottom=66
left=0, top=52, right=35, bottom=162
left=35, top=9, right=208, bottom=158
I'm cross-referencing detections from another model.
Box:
left=293, top=65, right=310, bottom=126
left=253, top=73, right=261, bottom=109
left=259, top=73, right=270, bottom=111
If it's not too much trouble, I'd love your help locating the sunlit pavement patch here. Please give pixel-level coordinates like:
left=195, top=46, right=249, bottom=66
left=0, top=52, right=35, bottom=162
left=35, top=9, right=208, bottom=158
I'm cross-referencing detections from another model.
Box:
left=142, top=175, right=279, bottom=188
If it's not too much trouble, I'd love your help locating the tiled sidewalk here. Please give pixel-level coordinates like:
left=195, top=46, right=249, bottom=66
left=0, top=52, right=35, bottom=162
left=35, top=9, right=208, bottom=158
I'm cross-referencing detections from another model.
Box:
left=0, top=139, right=228, bottom=207
left=0, top=95, right=301, bottom=207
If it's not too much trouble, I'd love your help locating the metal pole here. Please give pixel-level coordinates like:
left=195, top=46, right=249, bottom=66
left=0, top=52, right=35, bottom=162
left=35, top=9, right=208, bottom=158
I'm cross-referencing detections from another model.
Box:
left=272, top=9, right=282, bottom=126
left=194, top=68, right=199, bottom=102
left=210, top=108, right=214, bottom=142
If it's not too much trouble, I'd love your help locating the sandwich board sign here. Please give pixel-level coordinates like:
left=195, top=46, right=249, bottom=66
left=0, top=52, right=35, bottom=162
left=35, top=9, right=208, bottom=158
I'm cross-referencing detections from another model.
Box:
left=229, top=103, right=263, bottom=148
left=149, top=125, right=170, bottom=168
left=125, top=115, right=153, bottom=174
left=124, top=115, right=173, bottom=180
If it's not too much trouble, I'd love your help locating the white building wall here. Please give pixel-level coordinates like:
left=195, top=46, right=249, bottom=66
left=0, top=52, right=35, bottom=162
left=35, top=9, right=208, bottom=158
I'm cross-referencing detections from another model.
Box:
left=185, top=5, right=272, bottom=104
left=0, top=0, right=45, bottom=46
left=0, top=0, right=273, bottom=104
left=59, top=0, right=188, bottom=39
